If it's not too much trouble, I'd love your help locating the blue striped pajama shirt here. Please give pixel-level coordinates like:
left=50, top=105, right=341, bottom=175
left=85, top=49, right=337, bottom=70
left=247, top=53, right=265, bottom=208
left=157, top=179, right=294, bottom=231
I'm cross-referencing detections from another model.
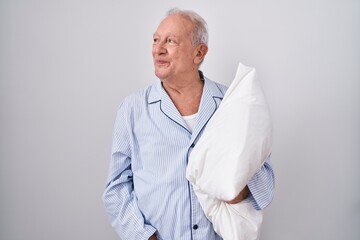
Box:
left=103, top=75, right=275, bottom=240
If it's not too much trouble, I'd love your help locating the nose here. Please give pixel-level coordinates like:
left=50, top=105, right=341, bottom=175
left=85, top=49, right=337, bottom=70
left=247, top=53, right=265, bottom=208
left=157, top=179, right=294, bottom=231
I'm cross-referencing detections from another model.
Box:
left=152, top=41, right=167, bottom=56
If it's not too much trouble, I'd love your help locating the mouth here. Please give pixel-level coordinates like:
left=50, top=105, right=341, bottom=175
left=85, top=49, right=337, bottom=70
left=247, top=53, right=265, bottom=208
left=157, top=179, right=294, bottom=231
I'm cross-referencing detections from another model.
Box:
left=154, top=59, right=169, bottom=65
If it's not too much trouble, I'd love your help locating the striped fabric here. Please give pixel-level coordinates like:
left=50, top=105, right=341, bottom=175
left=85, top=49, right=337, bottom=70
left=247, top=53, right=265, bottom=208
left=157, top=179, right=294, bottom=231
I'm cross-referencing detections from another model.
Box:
left=102, top=75, right=275, bottom=240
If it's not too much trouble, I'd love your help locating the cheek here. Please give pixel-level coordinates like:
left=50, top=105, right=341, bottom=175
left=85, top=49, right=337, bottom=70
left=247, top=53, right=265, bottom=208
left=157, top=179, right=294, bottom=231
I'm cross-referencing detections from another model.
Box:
left=181, top=52, right=196, bottom=66
left=172, top=49, right=191, bottom=61
left=182, top=47, right=197, bottom=61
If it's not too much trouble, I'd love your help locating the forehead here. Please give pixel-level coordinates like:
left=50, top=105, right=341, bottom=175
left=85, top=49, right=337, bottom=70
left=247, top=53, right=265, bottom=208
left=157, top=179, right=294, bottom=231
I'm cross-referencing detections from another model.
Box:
left=154, top=14, right=194, bottom=37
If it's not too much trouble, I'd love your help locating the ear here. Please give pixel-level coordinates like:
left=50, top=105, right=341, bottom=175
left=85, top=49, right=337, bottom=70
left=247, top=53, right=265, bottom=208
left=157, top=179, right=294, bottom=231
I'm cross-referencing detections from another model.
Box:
left=194, top=44, right=208, bottom=65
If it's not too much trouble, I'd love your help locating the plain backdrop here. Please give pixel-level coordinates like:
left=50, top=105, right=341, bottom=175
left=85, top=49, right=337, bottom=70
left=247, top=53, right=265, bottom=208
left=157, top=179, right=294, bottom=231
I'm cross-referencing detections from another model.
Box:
left=1, top=0, right=359, bottom=239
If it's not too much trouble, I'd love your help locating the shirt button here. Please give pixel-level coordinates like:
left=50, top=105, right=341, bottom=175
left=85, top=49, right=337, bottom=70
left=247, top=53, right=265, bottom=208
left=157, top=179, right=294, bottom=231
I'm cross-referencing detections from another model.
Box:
left=193, top=224, right=198, bottom=230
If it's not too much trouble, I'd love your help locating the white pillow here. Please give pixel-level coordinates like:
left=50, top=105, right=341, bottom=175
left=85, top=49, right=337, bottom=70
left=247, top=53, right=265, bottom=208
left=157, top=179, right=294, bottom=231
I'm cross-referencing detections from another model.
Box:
left=186, top=62, right=273, bottom=239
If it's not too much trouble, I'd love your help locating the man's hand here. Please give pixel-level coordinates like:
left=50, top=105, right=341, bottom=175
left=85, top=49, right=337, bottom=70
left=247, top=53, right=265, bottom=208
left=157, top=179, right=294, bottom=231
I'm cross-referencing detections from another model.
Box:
left=149, top=233, right=158, bottom=240
left=225, top=186, right=250, bottom=204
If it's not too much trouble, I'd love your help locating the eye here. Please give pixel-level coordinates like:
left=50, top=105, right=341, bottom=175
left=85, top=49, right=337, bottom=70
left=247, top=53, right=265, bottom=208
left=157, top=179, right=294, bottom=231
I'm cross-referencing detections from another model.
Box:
left=167, top=38, right=176, bottom=44
left=153, top=37, right=159, bottom=44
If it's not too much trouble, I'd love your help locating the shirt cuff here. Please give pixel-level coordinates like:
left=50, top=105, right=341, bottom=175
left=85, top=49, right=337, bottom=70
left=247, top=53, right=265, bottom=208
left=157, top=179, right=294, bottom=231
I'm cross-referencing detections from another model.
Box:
left=247, top=160, right=275, bottom=210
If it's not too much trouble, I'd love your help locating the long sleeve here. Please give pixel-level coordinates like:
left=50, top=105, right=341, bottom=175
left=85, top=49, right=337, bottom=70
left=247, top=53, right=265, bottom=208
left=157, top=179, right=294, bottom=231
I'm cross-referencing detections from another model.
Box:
left=247, top=155, right=275, bottom=210
left=102, top=103, right=156, bottom=240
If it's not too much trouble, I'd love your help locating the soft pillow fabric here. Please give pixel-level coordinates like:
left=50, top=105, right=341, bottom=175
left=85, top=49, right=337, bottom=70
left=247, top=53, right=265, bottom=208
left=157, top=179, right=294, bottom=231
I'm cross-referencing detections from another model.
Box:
left=186, top=62, right=273, bottom=240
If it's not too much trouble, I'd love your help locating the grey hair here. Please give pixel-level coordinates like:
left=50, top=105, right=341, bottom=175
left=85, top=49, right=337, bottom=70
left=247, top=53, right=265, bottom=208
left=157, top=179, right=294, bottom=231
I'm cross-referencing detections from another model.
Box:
left=166, top=8, right=208, bottom=45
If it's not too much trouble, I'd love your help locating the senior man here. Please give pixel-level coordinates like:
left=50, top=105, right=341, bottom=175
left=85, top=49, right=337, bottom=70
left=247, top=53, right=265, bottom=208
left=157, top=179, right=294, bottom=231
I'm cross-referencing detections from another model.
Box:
left=103, top=8, right=274, bottom=240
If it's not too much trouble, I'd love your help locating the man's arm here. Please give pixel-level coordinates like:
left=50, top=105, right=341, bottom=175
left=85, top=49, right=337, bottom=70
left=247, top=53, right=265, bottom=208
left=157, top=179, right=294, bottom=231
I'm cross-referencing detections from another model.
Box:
left=102, top=103, right=156, bottom=240
left=248, top=155, right=275, bottom=209
left=226, top=155, right=275, bottom=209
left=225, top=186, right=250, bottom=204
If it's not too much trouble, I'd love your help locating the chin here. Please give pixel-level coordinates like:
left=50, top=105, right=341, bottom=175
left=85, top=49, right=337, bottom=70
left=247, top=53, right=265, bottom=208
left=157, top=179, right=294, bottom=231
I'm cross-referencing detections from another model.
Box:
left=154, top=69, right=169, bottom=80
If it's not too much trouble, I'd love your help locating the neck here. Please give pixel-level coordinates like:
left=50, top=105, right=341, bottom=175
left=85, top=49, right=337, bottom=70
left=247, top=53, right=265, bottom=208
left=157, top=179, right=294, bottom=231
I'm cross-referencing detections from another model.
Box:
left=161, top=71, right=204, bottom=116
left=161, top=71, right=203, bottom=95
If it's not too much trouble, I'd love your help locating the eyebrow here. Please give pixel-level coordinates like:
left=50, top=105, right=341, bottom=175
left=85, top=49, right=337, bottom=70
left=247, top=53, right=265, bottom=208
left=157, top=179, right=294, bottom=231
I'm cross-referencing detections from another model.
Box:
left=153, top=32, right=177, bottom=38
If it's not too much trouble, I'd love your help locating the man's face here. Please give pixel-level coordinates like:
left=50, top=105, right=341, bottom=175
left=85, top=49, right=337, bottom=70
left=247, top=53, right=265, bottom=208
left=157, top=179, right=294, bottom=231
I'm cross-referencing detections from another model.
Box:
left=152, top=14, right=198, bottom=81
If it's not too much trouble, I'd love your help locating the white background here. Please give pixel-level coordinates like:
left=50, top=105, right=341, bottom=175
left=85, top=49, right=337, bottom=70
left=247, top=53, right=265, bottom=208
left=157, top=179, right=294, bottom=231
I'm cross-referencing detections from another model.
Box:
left=1, top=0, right=359, bottom=239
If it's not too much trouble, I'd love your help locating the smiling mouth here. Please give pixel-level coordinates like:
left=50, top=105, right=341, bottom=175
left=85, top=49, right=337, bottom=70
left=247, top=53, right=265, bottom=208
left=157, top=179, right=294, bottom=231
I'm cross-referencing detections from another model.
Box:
left=155, top=59, right=168, bottom=65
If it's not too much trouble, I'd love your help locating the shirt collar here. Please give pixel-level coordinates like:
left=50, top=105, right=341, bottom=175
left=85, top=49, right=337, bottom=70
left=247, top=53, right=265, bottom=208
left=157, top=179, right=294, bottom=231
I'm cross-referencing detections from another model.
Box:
left=147, top=71, right=224, bottom=104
